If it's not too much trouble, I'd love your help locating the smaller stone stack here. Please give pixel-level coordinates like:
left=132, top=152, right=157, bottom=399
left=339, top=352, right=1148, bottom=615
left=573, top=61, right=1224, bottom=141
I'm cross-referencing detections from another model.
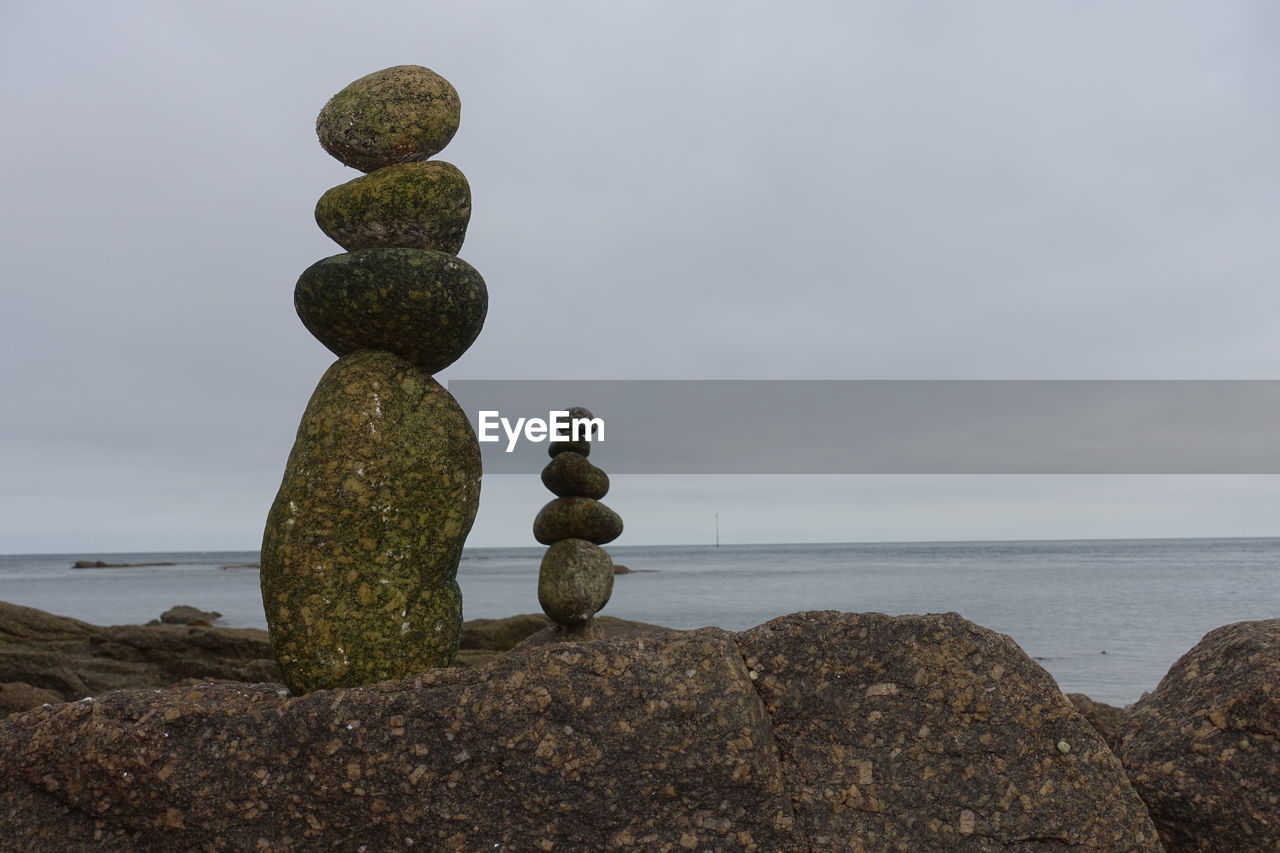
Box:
left=532, top=407, right=623, bottom=641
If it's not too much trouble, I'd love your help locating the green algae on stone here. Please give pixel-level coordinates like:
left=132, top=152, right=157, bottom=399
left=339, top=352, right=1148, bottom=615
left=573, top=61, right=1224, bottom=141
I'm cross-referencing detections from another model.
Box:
left=260, top=350, right=481, bottom=693
left=317, top=65, right=461, bottom=172
left=533, top=497, right=623, bottom=546
left=315, top=161, right=471, bottom=254
left=538, top=539, right=614, bottom=625
left=541, top=451, right=609, bottom=499
left=295, top=248, right=487, bottom=375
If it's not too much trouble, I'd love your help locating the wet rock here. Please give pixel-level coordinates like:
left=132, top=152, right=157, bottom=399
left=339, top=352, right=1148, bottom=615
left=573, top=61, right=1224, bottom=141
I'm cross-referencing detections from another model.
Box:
left=540, top=451, right=609, bottom=499
left=0, top=612, right=1159, bottom=850
left=1116, top=618, right=1280, bottom=852
left=737, top=610, right=1162, bottom=851
left=533, top=496, right=623, bottom=545
left=294, top=248, right=487, bottom=375
left=260, top=350, right=481, bottom=693
left=537, top=539, right=614, bottom=625
left=316, top=65, right=461, bottom=172
left=315, top=161, right=470, bottom=253
left=159, top=606, right=221, bottom=626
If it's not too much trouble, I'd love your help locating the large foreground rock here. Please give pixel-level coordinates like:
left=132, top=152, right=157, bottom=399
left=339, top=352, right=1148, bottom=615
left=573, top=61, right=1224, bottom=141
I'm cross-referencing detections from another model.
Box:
left=1116, top=618, right=1280, bottom=851
left=0, top=611, right=1159, bottom=851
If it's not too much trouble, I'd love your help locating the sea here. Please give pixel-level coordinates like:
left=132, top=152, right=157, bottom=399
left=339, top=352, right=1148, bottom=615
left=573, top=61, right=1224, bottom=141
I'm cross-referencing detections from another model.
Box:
left=2, top=537, right=1276, bottom=707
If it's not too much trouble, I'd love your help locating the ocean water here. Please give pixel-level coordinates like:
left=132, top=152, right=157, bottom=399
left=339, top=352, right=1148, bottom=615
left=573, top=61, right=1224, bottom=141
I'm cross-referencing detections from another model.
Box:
left=1, top=538, right=1276, bottom=707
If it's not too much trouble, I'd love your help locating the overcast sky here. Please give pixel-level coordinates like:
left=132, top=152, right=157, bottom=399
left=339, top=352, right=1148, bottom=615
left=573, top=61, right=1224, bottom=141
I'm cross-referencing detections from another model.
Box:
left=3, top=1, right=1280, bottom=553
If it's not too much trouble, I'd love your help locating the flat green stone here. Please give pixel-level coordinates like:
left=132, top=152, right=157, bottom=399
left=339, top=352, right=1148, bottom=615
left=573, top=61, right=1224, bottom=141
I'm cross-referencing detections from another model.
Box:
left=533, top=497, right=623, bottom=546
left=538, top=539, right=614, bottom=625
left=260, top=350, right=481, bottom=693
left=316, top=65, right=461, bottom=172
left=294, top=248, right=487, bottom=375
left=315, top=161, right=471, bottom=254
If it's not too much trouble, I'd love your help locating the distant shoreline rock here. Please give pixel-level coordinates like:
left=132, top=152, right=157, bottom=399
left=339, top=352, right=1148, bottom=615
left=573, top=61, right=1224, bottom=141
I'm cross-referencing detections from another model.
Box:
left=71, top=560, right=177, bottom=569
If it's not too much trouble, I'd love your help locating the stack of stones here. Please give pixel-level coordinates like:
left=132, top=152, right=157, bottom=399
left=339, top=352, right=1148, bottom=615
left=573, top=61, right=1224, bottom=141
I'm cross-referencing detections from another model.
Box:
left=532, top=407, right=624, bottom=641
left=260, top=66, right=485, bottom=695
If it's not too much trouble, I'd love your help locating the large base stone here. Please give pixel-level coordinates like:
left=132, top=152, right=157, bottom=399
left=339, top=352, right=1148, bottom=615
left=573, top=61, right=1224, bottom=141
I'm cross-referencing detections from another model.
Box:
left=0, top=611, right=1160, bottom=851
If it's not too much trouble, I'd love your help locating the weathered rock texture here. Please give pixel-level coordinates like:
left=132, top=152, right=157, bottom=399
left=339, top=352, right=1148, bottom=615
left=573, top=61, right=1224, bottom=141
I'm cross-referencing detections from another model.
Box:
left=1067, top=692, right=1129, bottom=752
left=537, top=539, right=614, bottom=625
left=541, top=450, right=609, bottom=499
left=1116, top=618, right=1280, bottom=852
left=314, top=161, right=471, bottom=253
left=294, top=248, right=487, bottom=374
left=261, top=350, right=481, bottom=693
left=0, top=611, right=1160, bottom=851
left=316, top=65, right=461, bottom=172
left=0, top=601, right=277, bottom=710
left=533, top=496, right=623, bottom=545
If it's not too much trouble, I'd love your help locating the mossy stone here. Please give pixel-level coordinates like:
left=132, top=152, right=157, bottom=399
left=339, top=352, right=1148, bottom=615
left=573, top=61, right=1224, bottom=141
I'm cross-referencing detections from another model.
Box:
left=538, top=539, right=614, bottom=625
left=315, top=161, right=471, bottom=254
left=260, top=350, right=482, bottom=693
left=533, top=497, right=623, bottom=546
left=295, top=248, right=487, bottom=375
left=541, top=452, right=609, bottom=499
left=548, top=406, right=598, bottom=458
left=316, top=65, right=461, bottom=172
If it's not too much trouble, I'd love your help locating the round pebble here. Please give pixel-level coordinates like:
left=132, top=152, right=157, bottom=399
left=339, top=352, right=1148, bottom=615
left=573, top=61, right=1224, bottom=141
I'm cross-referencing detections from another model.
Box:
left=549, top=406, right=598, bottom=457
left=316, top=65, right=461, bottom=172
left=533, top=497, right=623, bottom=546
left=315, top=161, right=471, bottom=253
left=538, top=539, right=615, bottom=625
left=294, top=248, right=487, bottom=375
left=541, top=452, right=609, bottom=500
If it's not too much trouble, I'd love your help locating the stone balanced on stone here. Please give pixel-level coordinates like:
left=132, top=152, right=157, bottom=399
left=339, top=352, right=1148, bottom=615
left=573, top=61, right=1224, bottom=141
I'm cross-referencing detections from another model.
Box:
left=260, top=66, right=485, bottom=694
left=532, top=407, right=623, bottom=641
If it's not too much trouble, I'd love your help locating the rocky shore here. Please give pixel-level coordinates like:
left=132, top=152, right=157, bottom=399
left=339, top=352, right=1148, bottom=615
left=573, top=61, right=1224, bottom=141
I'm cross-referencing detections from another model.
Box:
left=0, top=601, right=1274, bottom=850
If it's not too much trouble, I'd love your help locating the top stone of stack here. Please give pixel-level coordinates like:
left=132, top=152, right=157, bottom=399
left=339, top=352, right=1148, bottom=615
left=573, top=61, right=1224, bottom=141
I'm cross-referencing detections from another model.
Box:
left=316, top=65, right=461, bottom=172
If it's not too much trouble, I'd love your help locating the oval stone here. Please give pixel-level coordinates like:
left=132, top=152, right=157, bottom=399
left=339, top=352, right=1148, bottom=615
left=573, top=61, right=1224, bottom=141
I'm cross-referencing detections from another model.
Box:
left=315, top=161, right=471, bottom=254
left=538, top=539, right=614, bottom=625
left=533, top=497, right=623, bottom=546
left=295, top=248, right=487, bottom=375
left=541, top=452, right=609, bottom=499
left=548, top=406, right=598, bottom=458
left=316, top=65, right=461, bottom=172
left=260, top=350, right=481, bottom=693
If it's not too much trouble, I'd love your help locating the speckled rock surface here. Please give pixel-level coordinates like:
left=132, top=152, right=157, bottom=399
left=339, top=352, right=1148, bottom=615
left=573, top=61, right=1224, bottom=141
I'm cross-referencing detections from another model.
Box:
left=315, top=161, right=471, bottom=253
left=547, top=405, right=597, bottom=458
left=541, top=451, right=609, bottom=499
left=0, top=611, right=1160, bottom=851
left=533, top=496, right=623, bottom=545
left=537, top=539, right=614, bottom=624
left=0, top=630, right=795, bottom=851
left=316, top=65, right=460, bottom=172
left=1116, top=619, right=1280, bottom=852
left=736, top=611, right=1162, bottom=852
left=294, top=248, right=487, bottom=375
left=1067, top=692, right=1129, bottom=752
left=260, top=351, right=480, bottom=693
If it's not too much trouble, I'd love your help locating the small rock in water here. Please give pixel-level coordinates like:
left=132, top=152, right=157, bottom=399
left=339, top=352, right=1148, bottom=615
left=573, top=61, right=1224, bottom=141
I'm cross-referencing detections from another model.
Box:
left=159, top=606, right=221, bottom=626
left=316, top=65, right=461, bottom=172
left=533, top=497, right=623, bottom=545
left=537, top=539, right=614, bottom=625
left=315, top=161, right=471, bottom=253
left=294, top=248, right=487, bottom=375
left=540, top=451, right=609, bottom=499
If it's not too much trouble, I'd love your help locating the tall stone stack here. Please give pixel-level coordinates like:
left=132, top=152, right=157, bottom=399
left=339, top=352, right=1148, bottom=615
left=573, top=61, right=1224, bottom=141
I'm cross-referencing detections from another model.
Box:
left=533, top=407, right=623, bottom=641
left=260, top=66, right=485, bottom=694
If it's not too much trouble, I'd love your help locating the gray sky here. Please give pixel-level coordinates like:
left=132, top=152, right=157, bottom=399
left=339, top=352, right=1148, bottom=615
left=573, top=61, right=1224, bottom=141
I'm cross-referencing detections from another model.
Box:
left=3, top=1, right=1280, bottom=552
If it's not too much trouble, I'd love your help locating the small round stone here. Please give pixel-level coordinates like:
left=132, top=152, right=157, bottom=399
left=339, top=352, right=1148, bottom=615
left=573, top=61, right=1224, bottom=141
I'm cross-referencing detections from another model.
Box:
left=538, top=539, right=614, bottom=625
left=541, top=452, right=609, bottom=499
left=533, top=497, right=623, bottom=546
left=315, top=161, right=471, bottom=253
left=549, top=406, right=598, bottom=458
left=294, top=248, right=487, bottom=375
left=317, top=65, right=461, bottom=172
